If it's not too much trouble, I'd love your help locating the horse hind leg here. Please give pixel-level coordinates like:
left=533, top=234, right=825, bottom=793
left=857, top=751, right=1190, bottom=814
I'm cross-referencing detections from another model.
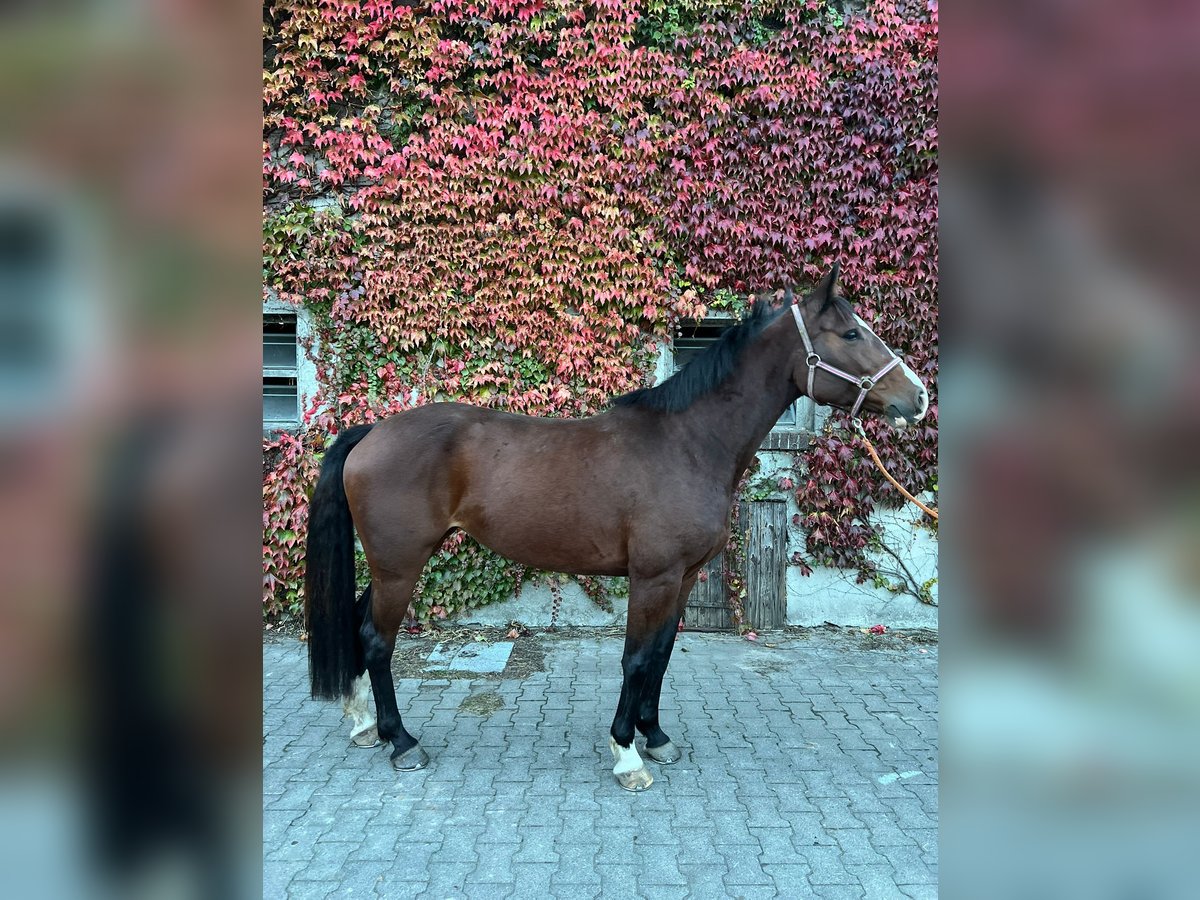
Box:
left=360, top=569, right=429, bottom=771
left=340, top=586, right=380, bottom=748
left=345, top=674, right=380, bottom=748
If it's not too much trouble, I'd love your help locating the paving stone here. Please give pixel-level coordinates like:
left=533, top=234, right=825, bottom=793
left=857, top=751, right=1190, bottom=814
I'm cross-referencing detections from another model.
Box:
left=881, top=796, right=937, bottom=831
left=434, top=826, right=487, bottom=863
left=753, top=826, right=800, bottom=864
left=800, top=845, right=860, bottom=885
left=418, top=861, right=475, bottom=899
left=553, top=843, right=600, bottom=885
left=504, top=864, right=554, bottom=897
left=858, top=812, right=918, bottom=847
left=831, top=827, right=889, bottom=866
left=724, top=884, right=781, bottom=899
left=762, top=861, right=812, bottom=895
left=511, top=834, right=560, bottom=864
left=718, top=846, right=775, bottom=886
left=288, top=879, right=337, bottom=899
left=815, top=797, right=869, bottom=830
left=898, top=884, right=939, bottom=900
left=263, top=631, right=938, bottom=897
left=299, top=841, right=356, bottom=881
left=635, top=883, right=691, bottom=900
left=263, top=859, right=295, bottom=896
left=811, top=883, right=867, bottom=900
left=470, top=846, right=516, bottom=883
left=594, top=862, right=639, bottom=895
left=847, top=863, right=913, bottom=899
left=342, top=824, right=401, bottom=862
left=266, top=779, right=326, bottom=811
left=631, top=846, right=687, bottom=885
left=548, top=882, right=601, bottom=899
left=325, top=861, right=405, bottom=898
left=876, top=845, right=938, bottom=885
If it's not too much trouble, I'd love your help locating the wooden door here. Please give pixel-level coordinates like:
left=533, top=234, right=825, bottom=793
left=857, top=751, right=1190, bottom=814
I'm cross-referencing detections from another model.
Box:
left=682, top=500, right=788, bottom=631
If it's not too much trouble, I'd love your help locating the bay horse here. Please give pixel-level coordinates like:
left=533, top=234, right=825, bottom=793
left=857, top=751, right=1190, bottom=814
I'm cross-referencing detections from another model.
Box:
left=304, top=265, right=929, bottom=790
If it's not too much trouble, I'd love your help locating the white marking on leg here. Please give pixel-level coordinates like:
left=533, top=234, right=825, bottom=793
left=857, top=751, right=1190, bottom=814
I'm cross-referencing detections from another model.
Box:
left=609, top=737, right=645, bottom=775
left=344, top=673, right=376, bottom=740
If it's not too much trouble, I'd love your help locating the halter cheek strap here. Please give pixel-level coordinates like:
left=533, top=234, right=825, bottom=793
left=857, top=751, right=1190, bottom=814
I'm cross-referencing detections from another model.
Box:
left=790, top=303, right=902, bottom=418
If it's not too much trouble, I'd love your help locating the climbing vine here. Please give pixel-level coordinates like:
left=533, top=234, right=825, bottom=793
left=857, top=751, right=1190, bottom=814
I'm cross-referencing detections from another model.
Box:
left=789, top=413, right=938, bottom=595
left=262, top=431, right=321, bottom=620
left=262, top=0, right=938, bottom=623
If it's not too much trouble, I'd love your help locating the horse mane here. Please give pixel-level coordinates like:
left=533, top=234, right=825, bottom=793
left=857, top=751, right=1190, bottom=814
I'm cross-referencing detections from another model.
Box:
left=612, top=298, right=788, bottom=413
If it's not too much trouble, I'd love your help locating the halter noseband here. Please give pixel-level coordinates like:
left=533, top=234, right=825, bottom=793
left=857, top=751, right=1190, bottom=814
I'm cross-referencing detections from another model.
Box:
left=790, top=302, right=902, bottom=419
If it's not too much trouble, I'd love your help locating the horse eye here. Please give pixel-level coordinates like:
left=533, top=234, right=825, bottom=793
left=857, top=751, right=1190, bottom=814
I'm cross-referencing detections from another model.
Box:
left=842, top=329, right=859, bottom=341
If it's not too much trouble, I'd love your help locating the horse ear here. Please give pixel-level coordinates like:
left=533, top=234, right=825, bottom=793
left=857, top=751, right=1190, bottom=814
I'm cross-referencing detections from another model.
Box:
left=783, top=285, right=794, bottom=305
left=816, top=263, right=840, bottom=312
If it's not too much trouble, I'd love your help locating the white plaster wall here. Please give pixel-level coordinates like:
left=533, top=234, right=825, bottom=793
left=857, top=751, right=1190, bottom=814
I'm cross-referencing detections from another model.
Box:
left=455, top=580, right=628, bottom=627
left=786, top=564, right=931, bottom=627
left=758, top=448, right=938, bottom=628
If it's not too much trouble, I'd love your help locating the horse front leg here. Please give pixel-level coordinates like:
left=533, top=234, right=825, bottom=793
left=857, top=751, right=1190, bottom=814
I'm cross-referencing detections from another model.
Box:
left=610, top=570, right=684, bottom=791
left=635, top=574, right=696, bottom=765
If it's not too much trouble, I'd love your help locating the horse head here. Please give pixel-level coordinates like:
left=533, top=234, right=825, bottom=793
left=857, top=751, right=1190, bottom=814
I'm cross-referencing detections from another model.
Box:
left=786, top=265, right=929, bottom=427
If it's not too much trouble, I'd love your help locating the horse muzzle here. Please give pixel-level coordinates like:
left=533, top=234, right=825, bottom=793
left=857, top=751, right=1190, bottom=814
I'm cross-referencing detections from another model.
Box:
left=885, top=386, right=928, bottom=427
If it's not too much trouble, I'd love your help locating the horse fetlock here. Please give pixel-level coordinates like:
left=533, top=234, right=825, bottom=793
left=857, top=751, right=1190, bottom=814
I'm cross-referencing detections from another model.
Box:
left=610, top=738, right=654, bottom=790
left=344, top=674, right=377, bottom=747
left=610, top=736, right=649, bottom=775
left=635, top=717, right=667, bottom=742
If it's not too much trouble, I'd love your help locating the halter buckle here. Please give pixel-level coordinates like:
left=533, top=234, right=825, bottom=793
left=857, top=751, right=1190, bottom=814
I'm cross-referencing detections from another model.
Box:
left=805, top=352, right=821, bottom=367
left=858, top=376, right=875, bottom=390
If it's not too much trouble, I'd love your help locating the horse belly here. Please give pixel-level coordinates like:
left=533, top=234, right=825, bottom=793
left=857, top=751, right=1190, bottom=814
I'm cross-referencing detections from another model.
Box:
left=453, top=487, right=629, bottom=577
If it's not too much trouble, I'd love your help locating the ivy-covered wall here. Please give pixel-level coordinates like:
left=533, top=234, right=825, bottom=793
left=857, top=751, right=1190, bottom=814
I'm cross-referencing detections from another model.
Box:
left=263, top=0, right=938, bottom=625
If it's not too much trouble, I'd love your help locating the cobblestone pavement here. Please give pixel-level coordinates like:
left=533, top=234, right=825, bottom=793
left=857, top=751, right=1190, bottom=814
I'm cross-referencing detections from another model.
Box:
left=264, top=630, right=938, bottom=899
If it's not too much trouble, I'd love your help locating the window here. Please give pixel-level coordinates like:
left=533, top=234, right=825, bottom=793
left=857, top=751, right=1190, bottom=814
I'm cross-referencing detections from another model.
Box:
left=0, top=190, right=86, bottom=429
left=263, top=312, right=299, bottom=428
left=672, top=316, right=818, bottom=449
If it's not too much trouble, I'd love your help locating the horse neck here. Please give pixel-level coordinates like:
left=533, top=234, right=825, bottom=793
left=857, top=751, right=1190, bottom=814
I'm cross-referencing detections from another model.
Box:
left=680, top=318, right=800, bottom=489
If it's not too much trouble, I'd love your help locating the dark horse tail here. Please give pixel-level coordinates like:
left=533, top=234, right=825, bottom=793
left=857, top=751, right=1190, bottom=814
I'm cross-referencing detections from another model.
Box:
left=305, top=423, right=375, bottom=700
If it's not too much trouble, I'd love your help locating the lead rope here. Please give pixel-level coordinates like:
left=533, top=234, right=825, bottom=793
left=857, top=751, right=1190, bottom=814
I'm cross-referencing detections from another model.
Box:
left=852, top=419, right=939, bottom=522
left=788, top=296, right=935, bottom=520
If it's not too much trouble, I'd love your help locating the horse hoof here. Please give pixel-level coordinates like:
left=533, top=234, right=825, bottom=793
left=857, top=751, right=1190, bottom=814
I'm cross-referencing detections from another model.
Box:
left=349, top=726, right=381, bottom=749
left=644, top=741, right=681, bottom=764
left=614, top=766, right=654, bottom=792
left=390, top=744, right=429, bottom=771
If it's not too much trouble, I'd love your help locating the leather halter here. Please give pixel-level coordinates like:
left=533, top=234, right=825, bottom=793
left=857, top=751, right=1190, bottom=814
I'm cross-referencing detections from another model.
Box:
left=790, top=302, right=902, bottom=418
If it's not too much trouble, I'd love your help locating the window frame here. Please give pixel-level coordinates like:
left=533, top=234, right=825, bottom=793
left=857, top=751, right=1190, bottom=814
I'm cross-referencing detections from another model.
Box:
left=668, top=313, right=821, bottom=450
left=262, top=299, right=315, bottom=434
